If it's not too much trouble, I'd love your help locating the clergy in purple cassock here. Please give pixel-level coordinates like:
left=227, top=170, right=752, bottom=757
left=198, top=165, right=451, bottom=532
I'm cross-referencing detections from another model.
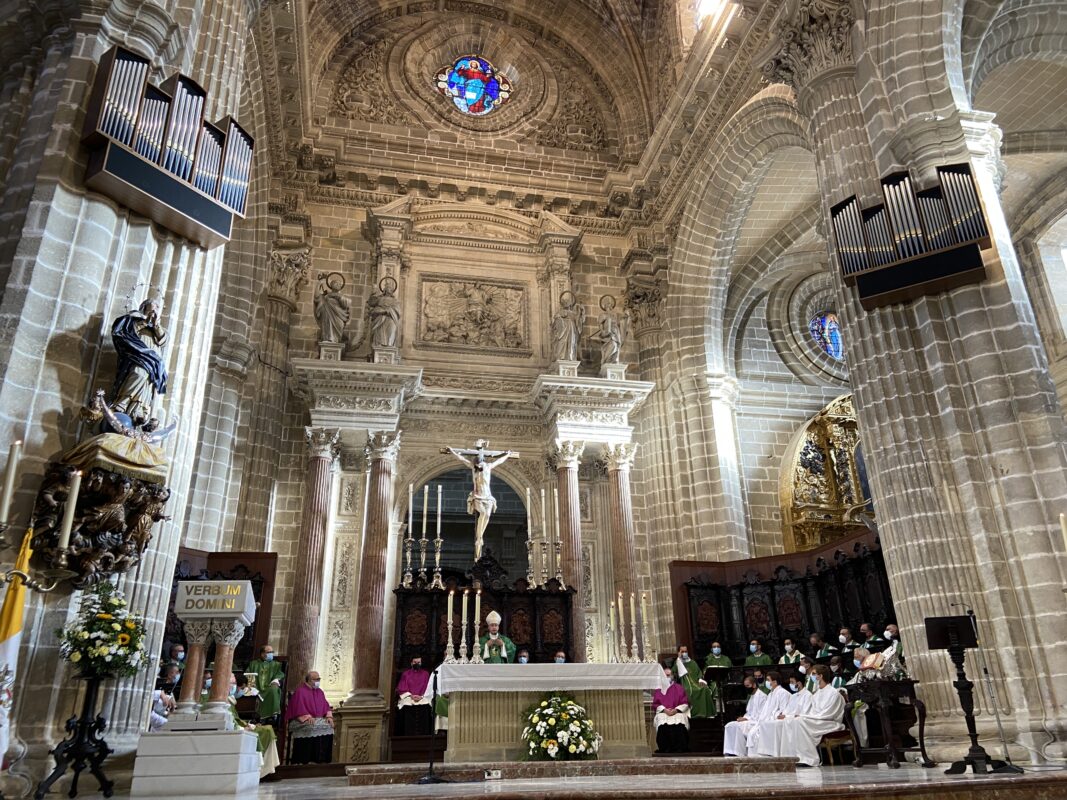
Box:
left=395, top=656, right=433, bottom=736
left=652, top=666, right=690, bottom=754
left=285, top=670, right=334, bottom=764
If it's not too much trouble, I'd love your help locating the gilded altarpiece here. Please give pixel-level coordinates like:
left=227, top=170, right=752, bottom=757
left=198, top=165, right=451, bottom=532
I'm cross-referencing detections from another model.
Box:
left=780, top=395, right=873, bottom=553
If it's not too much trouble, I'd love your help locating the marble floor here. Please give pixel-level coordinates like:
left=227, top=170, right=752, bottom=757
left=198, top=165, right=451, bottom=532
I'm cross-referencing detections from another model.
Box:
left=110, top=764, right=1067, bottom=799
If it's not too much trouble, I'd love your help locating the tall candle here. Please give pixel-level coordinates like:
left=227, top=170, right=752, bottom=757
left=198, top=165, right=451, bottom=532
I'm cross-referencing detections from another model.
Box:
left=617, top=591, right=625, bottom=629
left=617, top=591, right=626, bottom=654
left=474, top=590, right=482, bottom=639
left=1060, top=513, right=1067, bottom=554
left=525, top=487, right=533, bottom=543
left=448, top=589, right=455, bottom=621
left=436, top=484, right=443, bottom=537
left=553, top=487, right=560, bottom=540
left=462, top=589, right=469, bottom=624
left=58, top=470, right=82, bottom=551
left=609, top=600, right=616, bottom=636
left=540, top=488, right=547, bottom=541
left=0, top=440, right=22, bottom=526
left=407, top=484, right=413, bottom=537
left=421, top=485, right=429, bottom=540
left=629, top=592, right=637, bottom=637
left=640, top=592, right=649, bottom=633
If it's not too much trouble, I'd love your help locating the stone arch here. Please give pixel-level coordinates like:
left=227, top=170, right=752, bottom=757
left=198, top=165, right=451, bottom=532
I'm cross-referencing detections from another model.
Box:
left=667, top=86, right=811, bottom=378
left=970, top=1, right=1067, bottom=97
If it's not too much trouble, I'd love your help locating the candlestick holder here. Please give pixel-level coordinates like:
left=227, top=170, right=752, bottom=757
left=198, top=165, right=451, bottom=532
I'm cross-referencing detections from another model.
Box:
left=429, top=536, right=445, bottom=590
left=540, top=542, right=550, bottom=587
left=553, top=541, right=565, bottom=589
left=641, top=610, right=656, bottom=663
left=418, top=537, right=428, bottom=584
left=0, top=523, right=75, bottom=591
left=629, top=619, right=641, bottom=664
left=525, top=540, right=536, bottom=587
left=458, top=619, right=469, bottom=664
left=606, top=622, right=618, bottom=664
left=468, top=643, right=484, bottom=665
left=402, top=529, right=414, bottom=589
left=616, top=611, right=627, bottom=663
left=444, top=618, right=457, bottom=664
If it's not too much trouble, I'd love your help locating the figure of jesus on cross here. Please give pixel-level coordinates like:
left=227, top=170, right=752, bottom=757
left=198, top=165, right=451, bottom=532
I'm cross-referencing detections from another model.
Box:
left=440, top=440, right=519, bottom=561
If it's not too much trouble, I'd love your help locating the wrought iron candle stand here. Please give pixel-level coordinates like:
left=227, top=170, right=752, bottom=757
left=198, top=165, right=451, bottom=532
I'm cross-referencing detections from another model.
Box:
left=34, top=674, right=115, bottom=800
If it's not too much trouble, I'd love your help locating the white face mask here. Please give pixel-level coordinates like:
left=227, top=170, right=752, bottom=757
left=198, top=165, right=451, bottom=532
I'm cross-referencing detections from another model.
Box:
left=311, top=680, right=321, bottom=689
left=712, top=647, right=721, bottom=656
left=884, top=631, right=893, bottom=640
left=798, top=665, right=807, bottom=675
left=264, top=653, right=275, bottom=662
left=518, top=656, right=528, bottom=664
left=839, top=635, right=848, bottom=644
left=854, top=659, right=862, bottom=669
left=681, top=653, right=690, bottom=662
left=784, top=644, right=793, bottom=652
left=764, top=680, right=771, bottom=689
left=204, top=678, right=212, bottom=689
left=554, top=657, right=565, bottom=664
left=749, top=644, right=757, bottom=653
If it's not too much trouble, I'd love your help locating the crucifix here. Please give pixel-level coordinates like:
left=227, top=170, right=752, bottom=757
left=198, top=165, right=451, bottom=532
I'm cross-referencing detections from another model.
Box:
left=440, top=440, right=519, bottom=561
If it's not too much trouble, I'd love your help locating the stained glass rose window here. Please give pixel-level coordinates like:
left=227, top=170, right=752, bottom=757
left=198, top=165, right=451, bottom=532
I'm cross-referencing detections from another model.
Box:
left=435, top=55, right=512, bottom=116
left=809, top=312, right=844, bottom=360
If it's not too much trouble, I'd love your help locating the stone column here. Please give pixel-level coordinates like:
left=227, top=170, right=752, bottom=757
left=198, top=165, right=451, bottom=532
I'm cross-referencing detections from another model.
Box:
left=202, top=620, right=247, bottom=729
left=554, top=441, right=586, bottom=662
left=605, top=443, right=639, bottom=603
left=232, top=244, right=311, bottom=550
left=175, top=621, right=213, bottom=715
left=766, top=0, right=1067, bottom=755
left=286, top=427, right=340, bottom=686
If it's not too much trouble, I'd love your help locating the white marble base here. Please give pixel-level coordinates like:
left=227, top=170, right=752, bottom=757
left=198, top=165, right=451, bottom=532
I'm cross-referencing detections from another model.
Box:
left=600, top=362, right=627, bottom=380
left=318, top=341, right=344, bottom=361
left=371, top=347, right=399, bottom=364
left=553, top=360, right=580, bottom=377
left=130, top=730, right=260, bottom=797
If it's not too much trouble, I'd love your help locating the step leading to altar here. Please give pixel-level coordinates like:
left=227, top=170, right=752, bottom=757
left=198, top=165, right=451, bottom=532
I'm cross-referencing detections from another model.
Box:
left=346, top=755, right=796, bottom=786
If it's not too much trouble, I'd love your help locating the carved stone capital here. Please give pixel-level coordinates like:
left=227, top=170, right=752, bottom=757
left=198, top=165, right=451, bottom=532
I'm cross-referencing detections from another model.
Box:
left=604, top=442, right=638, bottom=471
left=366, top=430, right=402, bottom=463
left=552, top=440, right=586, bottom=469
left=210, top=618, right=246, bottom=649
left=763, top=0, right=854, bottom=91
left=625, top=275, right=666, bottom=335
left=183, top=620, right=213, bottom=646
left=306, top=426, right=341, bottom=461
left=268, top=244, right=312, bottom=305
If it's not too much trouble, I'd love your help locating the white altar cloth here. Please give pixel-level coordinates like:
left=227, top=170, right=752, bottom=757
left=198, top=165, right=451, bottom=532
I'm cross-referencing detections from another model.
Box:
left=437, top=662, right=669, bottom=694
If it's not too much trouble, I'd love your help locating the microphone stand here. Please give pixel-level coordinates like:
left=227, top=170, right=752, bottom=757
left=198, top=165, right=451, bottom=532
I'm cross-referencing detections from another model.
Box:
left=416, top=669, right=450, bottom=785
left=962, top=606, right=1023, bottom=775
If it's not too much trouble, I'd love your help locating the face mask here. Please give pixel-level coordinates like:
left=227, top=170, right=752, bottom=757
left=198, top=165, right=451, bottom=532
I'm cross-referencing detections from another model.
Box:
left=789, top=684, right=799, bottom=693
left=264, top=653, right=275, bottom=662
left=228, top=685, right=237, bottom=697
left=412, top=662, right=422, bottom=670
left=311, top=680, right=321, bottom=689
left=176, top=652, right=185, bottom=661
left=518, top=656, right=528, bottom=664
left=785, top=644, right=793, bottom=652
left=665, top=673, right=673, bottom=683
left=749, top=644, right=757, bottom=653
left=853, top=659, right=862, bottom=669
left=712, top=647, right=721, bottom=656
left=884, top=631, right=893, bottom=640
left=764, top=680, right=771, bottom=689
left=831, top=665, right=840, bottom=673
left=798, top=665, right=807, bottom=675
left=204, top=678, right=212, bottom=689
left=839, top=635, right=848, bottom=644
left=681, top=653, right=690, bottom=662
left=554, top=657, right=565, bottom=664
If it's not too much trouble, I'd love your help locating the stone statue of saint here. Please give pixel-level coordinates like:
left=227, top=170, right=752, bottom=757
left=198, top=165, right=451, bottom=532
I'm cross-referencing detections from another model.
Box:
left=110, top=298, right=168, bottom=427
left=591, top=295, right=627, bottom=367
left=440, top=440, right=519, bottom=561
left=368, top=276, right=401, bottom=349
left=550, top=290, right=586, bottom=362
left=314, top=272, right=350, bottom=343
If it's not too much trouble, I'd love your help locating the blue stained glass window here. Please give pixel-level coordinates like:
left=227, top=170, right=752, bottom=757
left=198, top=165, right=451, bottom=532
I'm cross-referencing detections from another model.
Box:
left=809, top=312, right=844, bottom=360
left=435, top=55, right=512, bottom=117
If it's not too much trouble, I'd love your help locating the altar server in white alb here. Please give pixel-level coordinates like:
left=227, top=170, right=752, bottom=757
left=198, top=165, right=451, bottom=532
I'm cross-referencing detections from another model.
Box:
left=757, top=664, right=846, bottom=766
left=722, top=674, right=766, bottom=756
left=743, top=672, right=792, bottom=756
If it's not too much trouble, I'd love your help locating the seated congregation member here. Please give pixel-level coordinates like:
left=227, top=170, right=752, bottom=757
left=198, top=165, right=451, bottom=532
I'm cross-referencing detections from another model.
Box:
left=779, top=638, right=802, bottom=664
left=200, top=668, right=213, bottom=702
left=479, top=610, right=516, bottom=663
left=517, top=648, right=531, bottom=664
left=705, top=641, right=732, bottom=669
left=847, top=648, right=871, bottom=746
left=838, top=628, right=859, bottom=655
left=247, top=644, right=284, bottom=722
left=220, top=672, right=279, bottom=778
left=285, top=670, right=335, bottom=764
left=751, top=667, right=769, bottom=694
left=674, top=645, right=714, bottom=718
left=744, top=672, right=792, bottom=756
left=235, top=673, right=259, bottom=699
left=553, top=650, right=568, bottom=664
left=652, top=665, right=690, bottom=754
left=828, top=656, right=847, bottom=688
left=810, top=632, right=837, bottom=659
left=884, top=624, right=903, bottom=657
left=859, top=622, right=883, bottom=647
left=149, top=666, right=178, bottom=731
left=757, top=664, right=846, bottom=767
left=722, top=675, right=765, bottom=756
left=799, top=657, right=817, bottom=693
left=783, top=673, right=813, bottom=716
left=745, top=639, right=772, bottom=666
left=395, top=655, right=432, bottom=735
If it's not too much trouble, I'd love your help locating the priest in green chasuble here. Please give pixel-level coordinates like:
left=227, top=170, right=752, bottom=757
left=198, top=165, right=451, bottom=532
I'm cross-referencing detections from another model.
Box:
left=247, top=644, right=285, bottom=720
left=478, top=610, right=516, bottom=663
left=674, top=645, right=714, bottom=718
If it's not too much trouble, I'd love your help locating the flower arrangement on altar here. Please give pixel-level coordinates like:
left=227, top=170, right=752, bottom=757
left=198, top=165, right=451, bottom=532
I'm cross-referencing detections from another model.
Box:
left=56, top=581, right=148, bottom=678
left=521, top=693, right=602, bottom=761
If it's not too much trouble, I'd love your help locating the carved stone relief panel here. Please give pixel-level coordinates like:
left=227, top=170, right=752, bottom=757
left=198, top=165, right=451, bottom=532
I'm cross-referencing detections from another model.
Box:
left=578, top=485, right=593, bottom=523
left=415, top=274, right=530, bottom=356
left=331, top=536, right=359, bottom=610
left=324, top=614, right=349, bottom=690
left=581, top=543, right=594, bottom=609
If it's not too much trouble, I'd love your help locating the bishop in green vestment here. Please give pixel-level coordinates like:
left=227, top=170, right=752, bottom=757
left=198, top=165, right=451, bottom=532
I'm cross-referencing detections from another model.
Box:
left=247, top=644, right=285, bottom=719
left=674, top=645, right=714, bottom=717
left=478, top=610, right=516, bottom=663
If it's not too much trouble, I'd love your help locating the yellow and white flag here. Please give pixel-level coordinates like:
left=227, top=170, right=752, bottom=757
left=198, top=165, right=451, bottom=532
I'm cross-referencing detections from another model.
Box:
left=0, top=529, right=32, bottom=768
